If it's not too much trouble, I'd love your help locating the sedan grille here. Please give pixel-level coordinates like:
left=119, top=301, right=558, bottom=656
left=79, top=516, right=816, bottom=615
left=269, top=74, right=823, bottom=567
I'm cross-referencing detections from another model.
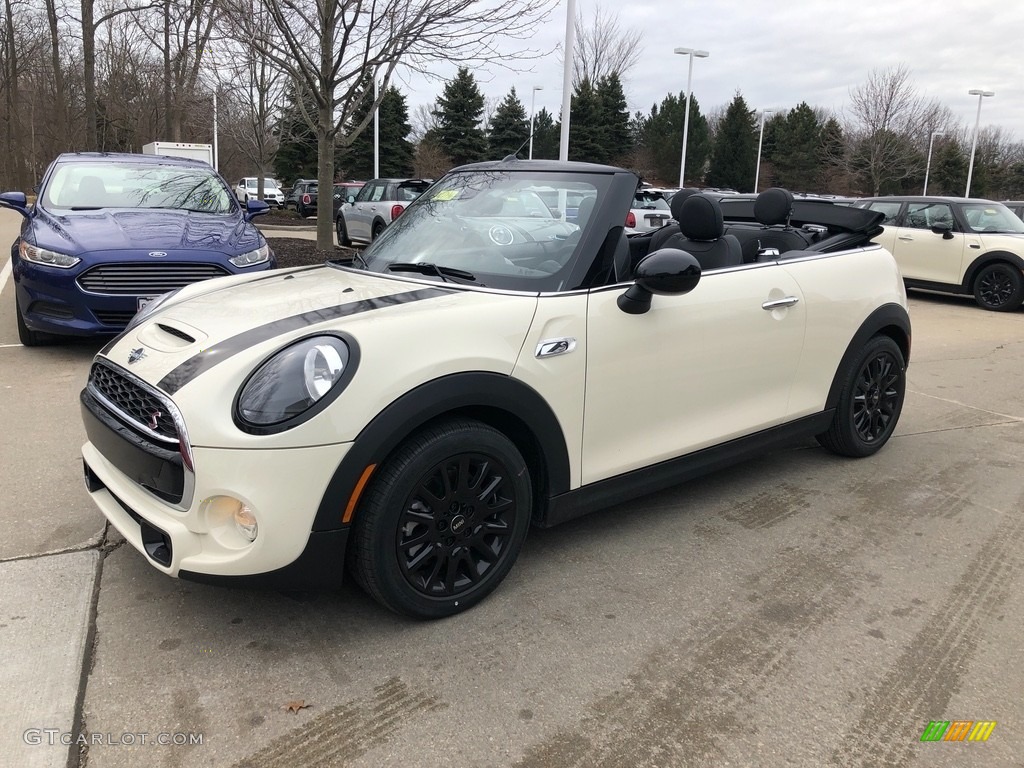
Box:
left=89, top=362, right=178, bottom=441
left=78, top=263, right=229, bottom=295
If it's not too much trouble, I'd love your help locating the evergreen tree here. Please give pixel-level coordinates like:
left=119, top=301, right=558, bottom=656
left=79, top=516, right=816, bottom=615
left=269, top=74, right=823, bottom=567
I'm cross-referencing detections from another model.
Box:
left=707, top=92, right=757, bottom=191
left=488, top=87, right=529, bottom=159
left=433, top=68, right=487, bottom=166
left=568, top=79, right=606, bottom=163
left=338, top=83, right=414, bottom=179
left=636, top=92, right=710, bottom=185
left=931, top=139, right=967, bottom=196
left=530, top=108, right=560, bottom=159
left=772, top=102, right=823, bottom=192
left=817, top=117, right=846, bottom=192
left=597, top=72, right=631, bottom=163
left=273, top=83, right=318, bottom=183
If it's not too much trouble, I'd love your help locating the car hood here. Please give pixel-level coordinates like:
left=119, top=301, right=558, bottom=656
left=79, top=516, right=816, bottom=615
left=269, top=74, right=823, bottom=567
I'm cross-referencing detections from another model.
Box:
left=31, top=207, right=260, bottom=255
left=102, top=266, right=466, bottom=392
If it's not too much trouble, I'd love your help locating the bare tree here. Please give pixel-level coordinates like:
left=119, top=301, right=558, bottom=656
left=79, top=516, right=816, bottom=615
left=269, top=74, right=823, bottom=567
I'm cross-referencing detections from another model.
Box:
left=839, top=65, right=945, bottom=195
left=570, top=3, right=640, bottom=88
left=220, top=0, right=557, bottom=250
left=79, top=0, right=159, bottom=149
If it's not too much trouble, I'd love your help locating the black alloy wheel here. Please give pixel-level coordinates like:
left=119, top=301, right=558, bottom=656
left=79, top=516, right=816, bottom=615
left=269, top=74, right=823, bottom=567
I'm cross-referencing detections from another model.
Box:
left=973, top=263, right=1024, bottom=311
left=818, top=335, right=906, bottom=458
left=15, top=293, right=49, bottom=347
left=350, top=419, right=532, bottom=618
left=371, top=221, right=385, bottom=241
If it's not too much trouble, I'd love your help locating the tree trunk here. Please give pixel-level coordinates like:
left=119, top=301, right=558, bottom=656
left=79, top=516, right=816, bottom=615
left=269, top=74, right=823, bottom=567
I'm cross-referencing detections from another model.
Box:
left=3, top=0, right=25, bottom=186
left=44, top=0, right=67, bottom=147
left=163, top=0, right=172, bottom=138
left=317, top=100, right=334, bottom=250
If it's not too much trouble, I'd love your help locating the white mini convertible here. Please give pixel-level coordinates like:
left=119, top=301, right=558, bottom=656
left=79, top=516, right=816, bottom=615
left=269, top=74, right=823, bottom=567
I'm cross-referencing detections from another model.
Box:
left=80, top=160, right=911, bottom=618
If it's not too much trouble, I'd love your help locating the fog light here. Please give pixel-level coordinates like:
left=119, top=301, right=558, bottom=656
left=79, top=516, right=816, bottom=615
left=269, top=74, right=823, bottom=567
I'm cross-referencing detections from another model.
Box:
left=203, top=495, right=259, bottom=548
left=234, top=504, right=258, bottom=542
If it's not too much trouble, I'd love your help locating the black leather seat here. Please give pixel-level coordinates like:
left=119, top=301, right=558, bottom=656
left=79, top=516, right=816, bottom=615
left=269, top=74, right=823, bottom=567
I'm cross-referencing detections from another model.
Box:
left=659, top=194, right=742, bottom=271
left=648, top=188, right=699, bottom=252
left=728, top=188, right=811, bottom=262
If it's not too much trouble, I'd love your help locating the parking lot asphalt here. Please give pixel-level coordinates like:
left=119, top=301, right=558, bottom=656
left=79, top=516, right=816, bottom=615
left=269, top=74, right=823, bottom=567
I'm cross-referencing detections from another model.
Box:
left=1, top=206, right=1023, bottom=767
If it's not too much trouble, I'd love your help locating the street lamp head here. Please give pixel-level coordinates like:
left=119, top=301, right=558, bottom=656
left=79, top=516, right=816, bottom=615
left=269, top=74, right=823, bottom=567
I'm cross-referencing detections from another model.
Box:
left=532, top=85, right=543, bottom=92
left=674, top=47, right=710, bottom=58
left=968, top=89, right=995, bottom=97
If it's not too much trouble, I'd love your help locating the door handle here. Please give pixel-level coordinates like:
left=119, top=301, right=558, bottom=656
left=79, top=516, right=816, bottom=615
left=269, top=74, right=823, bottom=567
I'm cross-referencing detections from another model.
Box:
left=762, top=296, right=800, bottom=310
left=897, top=235, right=913, bottom=241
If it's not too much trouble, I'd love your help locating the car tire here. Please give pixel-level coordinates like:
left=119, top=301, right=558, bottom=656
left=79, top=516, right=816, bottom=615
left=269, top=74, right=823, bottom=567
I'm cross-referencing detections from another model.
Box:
left=817, top=335, right=905, bottom=458
left=972, top=262, right=1024, bottom=311
left=336, top=216, right=351, bottom=247
left=15, top=294, right=50, bottom=347
left=297, top=203, right=306, bottom=218
left=371, top=221, right=386, bottom=241
left=349, top=419, right=532, bottom=619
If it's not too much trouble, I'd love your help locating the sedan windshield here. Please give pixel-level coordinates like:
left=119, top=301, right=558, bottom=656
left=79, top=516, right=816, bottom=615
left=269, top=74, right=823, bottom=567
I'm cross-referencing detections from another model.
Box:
left=347, top=169, right=611, bottom=292
left=43, top=162, right=235, bottom=213
left=961, top=202, right=1024, bottom=234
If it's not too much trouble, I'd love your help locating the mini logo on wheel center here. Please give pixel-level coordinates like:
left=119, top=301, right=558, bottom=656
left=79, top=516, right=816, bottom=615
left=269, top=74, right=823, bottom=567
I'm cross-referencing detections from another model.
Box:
left=450, top=515, right=467, bottom=534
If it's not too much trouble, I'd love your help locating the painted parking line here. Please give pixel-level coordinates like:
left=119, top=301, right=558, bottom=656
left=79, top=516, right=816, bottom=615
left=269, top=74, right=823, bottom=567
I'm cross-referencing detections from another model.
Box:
left=0, top=256, right=10, bottom=296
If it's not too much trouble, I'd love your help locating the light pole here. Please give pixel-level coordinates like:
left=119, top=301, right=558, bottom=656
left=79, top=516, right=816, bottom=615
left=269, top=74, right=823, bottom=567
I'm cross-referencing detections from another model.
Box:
left=674, top=47, right=709, bottom=188
left=922, top=131, right=944, bottom=196
left=965, top=89, right=994, bottom=197
left=558, top=0, right=577, bottom=161
left=529, top=86, right=543, bottom=160
left=373, top=74, right=380, bottom=179
left=754, top=108, right=774, bottom=193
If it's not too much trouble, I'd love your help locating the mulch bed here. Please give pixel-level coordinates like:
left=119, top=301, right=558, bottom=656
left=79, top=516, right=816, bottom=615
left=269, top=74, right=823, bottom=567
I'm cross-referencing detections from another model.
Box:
left=268, top=237, right=360, bottom=270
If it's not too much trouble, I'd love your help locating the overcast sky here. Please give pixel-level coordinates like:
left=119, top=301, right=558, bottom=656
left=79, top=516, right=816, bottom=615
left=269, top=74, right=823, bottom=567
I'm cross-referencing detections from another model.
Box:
left=395, top=0, right=1023, bottom=139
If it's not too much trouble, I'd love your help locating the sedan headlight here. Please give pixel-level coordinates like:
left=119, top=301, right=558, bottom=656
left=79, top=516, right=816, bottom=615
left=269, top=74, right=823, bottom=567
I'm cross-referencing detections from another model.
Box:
left=230, top=243, right=270, bottom=267
left=19, top=241, right=80, bottom=269
left=235, top=336, right=355, bottom=431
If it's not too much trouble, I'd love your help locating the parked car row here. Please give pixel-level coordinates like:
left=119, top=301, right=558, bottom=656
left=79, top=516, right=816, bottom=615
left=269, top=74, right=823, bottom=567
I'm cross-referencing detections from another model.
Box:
left=335, top=178, right=432, bottom=245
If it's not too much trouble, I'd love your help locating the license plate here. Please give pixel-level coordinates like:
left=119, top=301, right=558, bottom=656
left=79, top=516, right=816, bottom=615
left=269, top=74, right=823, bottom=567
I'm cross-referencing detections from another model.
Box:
left=646, top=215, right=668, bottom=225
left=137, top=296, right=158, bottom=312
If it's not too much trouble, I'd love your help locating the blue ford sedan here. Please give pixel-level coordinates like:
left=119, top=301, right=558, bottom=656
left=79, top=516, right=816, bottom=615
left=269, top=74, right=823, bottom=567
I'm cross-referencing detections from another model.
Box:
left=0, top=152, right=276, bottom=346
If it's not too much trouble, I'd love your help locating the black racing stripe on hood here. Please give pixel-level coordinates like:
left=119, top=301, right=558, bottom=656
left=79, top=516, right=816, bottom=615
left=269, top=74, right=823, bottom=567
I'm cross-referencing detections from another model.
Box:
left=157, top=287, right=452, bottom=395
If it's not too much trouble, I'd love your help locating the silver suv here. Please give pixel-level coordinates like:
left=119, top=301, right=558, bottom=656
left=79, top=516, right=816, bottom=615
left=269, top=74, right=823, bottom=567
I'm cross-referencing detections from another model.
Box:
left=336, top=178, right=431, bottom=245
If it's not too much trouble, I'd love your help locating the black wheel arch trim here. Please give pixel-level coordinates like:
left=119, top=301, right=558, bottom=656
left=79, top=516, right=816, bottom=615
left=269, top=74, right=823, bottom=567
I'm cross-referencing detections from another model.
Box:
left=962, top=251, right=1024, bottom=291
left=312, top=372, right=571, bottom=531
left=824, top=302, right=911, bottom=411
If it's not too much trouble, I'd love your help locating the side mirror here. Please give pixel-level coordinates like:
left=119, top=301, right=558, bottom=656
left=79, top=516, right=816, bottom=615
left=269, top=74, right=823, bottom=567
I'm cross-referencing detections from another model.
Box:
left=244, top=199, right=270, bottom=220
left=617, top=248, right=701, bottom=315
left=346, top=195, right=356, bottom=204
left=0, top=191, right=31, bottom=218
left=931, top=222, right=954, bottom=239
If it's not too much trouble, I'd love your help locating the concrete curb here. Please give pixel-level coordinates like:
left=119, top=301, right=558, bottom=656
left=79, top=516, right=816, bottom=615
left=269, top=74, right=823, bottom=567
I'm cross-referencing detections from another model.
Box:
left=0, top=550, right=101, bottom=768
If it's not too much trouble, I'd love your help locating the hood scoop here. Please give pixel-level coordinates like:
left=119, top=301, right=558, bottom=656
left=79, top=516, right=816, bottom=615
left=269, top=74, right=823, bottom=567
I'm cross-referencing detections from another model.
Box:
left=137, top=319, right=207, bottom=352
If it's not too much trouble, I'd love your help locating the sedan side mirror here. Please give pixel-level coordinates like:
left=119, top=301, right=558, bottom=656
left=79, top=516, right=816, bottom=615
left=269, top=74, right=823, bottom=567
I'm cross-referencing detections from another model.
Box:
left=346, top=195, right=356, bottom=205
left=0, top=191, right=30, bottom=219
left=931, top=222, right=954, bottom=239
left=244, top=199, right=270, bottom=220
left=617, top=248, right=701, bottom=315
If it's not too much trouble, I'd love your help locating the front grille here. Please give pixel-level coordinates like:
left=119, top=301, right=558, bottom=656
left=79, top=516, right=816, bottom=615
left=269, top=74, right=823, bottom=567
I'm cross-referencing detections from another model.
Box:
left=78, top=263, right=229, bottom=295
left=89, top=362, right=178, bottom=440
left=95, top=310, right=137, bottom=326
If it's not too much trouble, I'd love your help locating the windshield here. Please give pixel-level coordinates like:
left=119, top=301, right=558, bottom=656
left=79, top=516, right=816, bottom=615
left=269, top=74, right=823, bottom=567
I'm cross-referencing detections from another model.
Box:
left=344, top=169, right=611, bottom=292
left=43, top=162, right=235, bottom=213
left=961, top=202, right=1024, bottom=234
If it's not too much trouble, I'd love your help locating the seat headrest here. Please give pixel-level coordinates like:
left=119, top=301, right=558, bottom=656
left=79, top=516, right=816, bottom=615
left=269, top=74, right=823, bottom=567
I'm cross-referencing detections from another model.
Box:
left=677, top=194, right=724, bottom=241
left=669, top=188, right=699, bottom=222
left=753, top=187, right=794, bottom=226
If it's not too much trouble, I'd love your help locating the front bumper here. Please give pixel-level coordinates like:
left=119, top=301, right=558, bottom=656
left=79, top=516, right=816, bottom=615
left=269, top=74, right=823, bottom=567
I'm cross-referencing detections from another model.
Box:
left=81, top=400, right=353, bottom=585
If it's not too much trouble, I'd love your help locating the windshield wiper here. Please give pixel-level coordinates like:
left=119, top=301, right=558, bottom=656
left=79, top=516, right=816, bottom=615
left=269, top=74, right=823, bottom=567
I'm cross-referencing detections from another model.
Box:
left=350, top=250, right=370, bottom=270
left=70, top=206, right=105, bottom=210
left=386, top=262, right=479, bottom=284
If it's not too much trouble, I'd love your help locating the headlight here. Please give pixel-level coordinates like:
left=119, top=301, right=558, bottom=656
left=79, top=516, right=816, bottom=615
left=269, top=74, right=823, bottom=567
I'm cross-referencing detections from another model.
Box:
left=230, top=242, right=270, bottom=267
left=19, top=241, right=80, bottom=268
left=235, top=336, right=354, bottom=430
left=126, top=288, right=182, bottom=331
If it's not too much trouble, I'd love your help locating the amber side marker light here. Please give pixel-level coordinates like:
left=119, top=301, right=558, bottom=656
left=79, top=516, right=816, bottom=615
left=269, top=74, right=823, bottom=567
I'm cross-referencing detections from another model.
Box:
left=343, top=464, right=377, bottom=524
